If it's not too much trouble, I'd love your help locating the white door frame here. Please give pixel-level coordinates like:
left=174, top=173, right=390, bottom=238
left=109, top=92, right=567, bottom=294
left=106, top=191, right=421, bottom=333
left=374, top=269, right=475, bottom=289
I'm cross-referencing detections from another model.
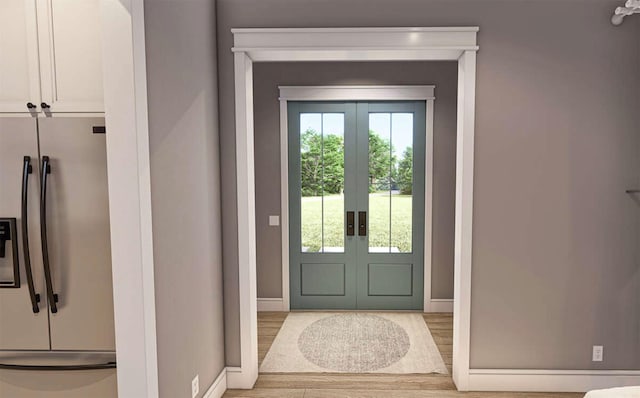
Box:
left=231, top=27, right=478, bottom=390
left=276, top=85, right=437, bottom=313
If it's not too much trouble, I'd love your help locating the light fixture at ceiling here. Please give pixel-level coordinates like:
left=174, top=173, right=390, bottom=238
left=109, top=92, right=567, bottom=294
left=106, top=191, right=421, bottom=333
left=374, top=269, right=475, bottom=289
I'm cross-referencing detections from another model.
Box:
left=612, top=0, right=640, bottom=25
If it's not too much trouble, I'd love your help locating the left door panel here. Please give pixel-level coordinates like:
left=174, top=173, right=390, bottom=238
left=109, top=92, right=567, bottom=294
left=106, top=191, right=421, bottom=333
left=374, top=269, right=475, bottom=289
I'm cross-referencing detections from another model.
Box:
left=0, top=118, right=49, bottom=350
left=0, top=0, right=41, bottom=113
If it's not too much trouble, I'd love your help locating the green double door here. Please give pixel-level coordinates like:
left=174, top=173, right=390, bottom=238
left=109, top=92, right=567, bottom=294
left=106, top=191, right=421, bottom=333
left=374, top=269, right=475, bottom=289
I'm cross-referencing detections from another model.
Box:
left=289, top=101, right=426, bottom=310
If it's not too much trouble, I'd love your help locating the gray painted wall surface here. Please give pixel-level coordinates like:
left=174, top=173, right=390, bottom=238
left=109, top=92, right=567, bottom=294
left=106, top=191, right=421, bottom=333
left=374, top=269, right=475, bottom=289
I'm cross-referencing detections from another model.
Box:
left=253, top=62, right=458, bottom=300
left=218, top=0, right=640, bottom=369
left=145, top=0, right=226, bottom=396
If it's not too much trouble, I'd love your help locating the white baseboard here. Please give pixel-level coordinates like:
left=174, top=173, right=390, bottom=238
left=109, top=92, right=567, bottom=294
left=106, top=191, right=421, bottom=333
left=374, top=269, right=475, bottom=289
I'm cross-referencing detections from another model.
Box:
left=467, top=369, right=640, bottom=392
left=425, top=298, right=453, bottom=313
left=257, top=298, right=286, bottom=312
left=226, top=366, right=258, bottom=389
left=203, top=367, right=227, bottom=398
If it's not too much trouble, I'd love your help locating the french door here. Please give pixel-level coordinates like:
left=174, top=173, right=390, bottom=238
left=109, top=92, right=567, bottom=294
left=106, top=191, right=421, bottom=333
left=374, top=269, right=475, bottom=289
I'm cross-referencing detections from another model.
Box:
left=289, top=101, right=426, bottom=310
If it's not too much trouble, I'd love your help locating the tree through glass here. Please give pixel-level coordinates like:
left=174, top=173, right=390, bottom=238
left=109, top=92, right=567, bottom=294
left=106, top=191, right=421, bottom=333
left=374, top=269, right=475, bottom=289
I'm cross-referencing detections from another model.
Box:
left=299, top=113, right=345, bottom=253
left=368, top=113, right=413, bottom=253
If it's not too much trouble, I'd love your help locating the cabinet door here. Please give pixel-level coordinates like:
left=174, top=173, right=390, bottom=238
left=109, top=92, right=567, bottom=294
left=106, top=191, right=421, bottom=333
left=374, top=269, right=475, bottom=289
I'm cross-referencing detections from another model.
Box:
left=0, top=0, right=41, bottom=113
left=0, top=118, right=49, bottom=350
left=38, top=117, right=114, bottom=351
left=36, top=0, right=104, bottom=113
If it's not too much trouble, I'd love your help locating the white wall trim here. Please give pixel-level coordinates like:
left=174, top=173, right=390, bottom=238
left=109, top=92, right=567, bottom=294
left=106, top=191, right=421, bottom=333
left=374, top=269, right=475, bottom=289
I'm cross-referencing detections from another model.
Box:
left=232, top=27, right=479, bottom=62
left=278, top=85, right=435, bottom=101
left=203, top=368, right=228, bottom=398
left=257, top=298, right=286, bottom=312
left=101, top=0, right=159, bottom=397
left=279, top=99, right=291, bottom=312
left=233, top=28, right=478, bottom=391
left=468, top=369, right=640, bottom=392
left=428, top=299, right=454, bottom=312
left=233, top=51, right=259, bottom=389
left=277, top=86, right=436, bottom=314
left=225, top=366, right=249, bottom=389
left=451, top=49, right=477, bottom=391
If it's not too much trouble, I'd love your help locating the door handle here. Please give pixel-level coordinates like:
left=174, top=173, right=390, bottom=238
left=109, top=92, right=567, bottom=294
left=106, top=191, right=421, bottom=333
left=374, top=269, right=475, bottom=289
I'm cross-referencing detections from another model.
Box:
left=346, top=211, right=355, bottom=236
left=22, top=156, right=40, bottom=313
left=40, top=156, right=58, bottom=313
left=358, top=211, right=367, bottom=236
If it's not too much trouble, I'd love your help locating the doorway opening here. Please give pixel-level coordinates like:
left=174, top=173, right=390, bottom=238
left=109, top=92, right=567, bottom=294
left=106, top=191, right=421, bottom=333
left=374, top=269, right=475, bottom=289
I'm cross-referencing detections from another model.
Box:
left=231, top=27, right=478, bottom=390
left=255, top=85, right=451, bottom=384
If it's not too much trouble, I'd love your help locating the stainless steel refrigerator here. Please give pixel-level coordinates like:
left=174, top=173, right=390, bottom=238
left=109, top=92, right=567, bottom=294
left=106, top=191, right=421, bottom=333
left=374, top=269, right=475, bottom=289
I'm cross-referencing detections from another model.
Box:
left=0, top=117, right=117, bottom=397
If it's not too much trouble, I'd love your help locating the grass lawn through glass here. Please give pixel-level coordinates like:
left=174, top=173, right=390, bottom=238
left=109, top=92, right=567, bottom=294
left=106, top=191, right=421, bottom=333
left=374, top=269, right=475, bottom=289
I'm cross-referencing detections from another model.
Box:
left=301, top=193, right=413, bottom=253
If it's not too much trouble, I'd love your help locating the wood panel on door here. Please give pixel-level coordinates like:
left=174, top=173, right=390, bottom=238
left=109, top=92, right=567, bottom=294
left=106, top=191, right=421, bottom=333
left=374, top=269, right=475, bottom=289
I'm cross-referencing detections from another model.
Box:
left=38, top=117, right=114, bottom=350
left=0, top=118, right=49, bottom=350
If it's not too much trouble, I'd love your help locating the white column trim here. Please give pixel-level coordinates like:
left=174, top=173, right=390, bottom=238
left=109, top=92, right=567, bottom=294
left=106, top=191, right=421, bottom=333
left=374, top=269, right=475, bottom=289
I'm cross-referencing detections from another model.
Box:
left=100, top=0, right=159, bottom=396
left=451, top=50, right=477, bottom=391
left=231, top=51, right=259, bottom=389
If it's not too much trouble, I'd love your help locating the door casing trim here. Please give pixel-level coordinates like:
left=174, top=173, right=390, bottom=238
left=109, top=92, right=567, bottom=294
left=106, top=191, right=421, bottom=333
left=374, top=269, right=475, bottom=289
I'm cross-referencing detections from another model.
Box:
left=231, top=27, right=478, bottom=390
left=277, top=85, right=436, bottom=313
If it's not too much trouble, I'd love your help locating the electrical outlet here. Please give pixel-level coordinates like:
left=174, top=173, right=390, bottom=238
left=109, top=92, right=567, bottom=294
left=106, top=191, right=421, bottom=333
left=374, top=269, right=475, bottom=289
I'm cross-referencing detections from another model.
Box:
left=191, top=374, right=199, bottom=398
left=592, top=345, right=603, bottom=362
left=269, top=215, right=280, bottom=226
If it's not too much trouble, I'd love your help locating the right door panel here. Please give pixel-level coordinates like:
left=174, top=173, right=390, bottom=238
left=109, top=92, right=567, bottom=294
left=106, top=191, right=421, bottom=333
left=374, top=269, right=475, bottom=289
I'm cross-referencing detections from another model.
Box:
left=356, top=102, right=426, bottom=310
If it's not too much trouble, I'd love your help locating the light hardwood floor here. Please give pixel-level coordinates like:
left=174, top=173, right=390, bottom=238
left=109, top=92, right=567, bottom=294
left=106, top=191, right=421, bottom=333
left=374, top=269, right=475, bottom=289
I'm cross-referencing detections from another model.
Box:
left=223, top=312, right=583, bottom=398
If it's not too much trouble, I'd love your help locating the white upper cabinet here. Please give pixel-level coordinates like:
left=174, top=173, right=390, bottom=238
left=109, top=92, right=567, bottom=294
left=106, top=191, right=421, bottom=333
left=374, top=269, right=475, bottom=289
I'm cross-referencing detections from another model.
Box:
left=37, top=0, right=104, bottom=113
left=0, top=0, right=41, bottom=114
left=0, top=0, right=104, bottom=114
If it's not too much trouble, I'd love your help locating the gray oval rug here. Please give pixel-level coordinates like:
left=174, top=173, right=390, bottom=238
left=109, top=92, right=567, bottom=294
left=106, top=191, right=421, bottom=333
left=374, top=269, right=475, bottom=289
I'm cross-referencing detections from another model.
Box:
left=297, top=313, right=410, bottom=372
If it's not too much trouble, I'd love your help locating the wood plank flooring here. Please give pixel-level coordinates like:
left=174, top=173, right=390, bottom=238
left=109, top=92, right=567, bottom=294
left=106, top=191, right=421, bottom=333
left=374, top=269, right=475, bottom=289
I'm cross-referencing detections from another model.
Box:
left=223, top=312, right=583, bottom=398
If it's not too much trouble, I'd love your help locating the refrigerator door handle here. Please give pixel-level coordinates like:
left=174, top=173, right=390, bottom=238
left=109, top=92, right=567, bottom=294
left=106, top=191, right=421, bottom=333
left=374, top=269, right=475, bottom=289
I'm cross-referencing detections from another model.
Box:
left=0, top=362, right=116, bottom=371
left=40, top=156, right=58, bottom=313
left=22, top=156, right=40, bottom=313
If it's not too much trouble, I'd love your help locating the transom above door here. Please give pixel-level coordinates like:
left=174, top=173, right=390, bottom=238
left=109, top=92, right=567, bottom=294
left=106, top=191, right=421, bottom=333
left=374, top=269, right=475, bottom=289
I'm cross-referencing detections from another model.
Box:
left=288, top=100, right=427, bottom=310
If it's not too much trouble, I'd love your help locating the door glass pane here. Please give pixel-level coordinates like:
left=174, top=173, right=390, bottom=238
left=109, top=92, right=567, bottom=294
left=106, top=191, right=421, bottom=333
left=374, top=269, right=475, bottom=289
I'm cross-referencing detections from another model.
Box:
left=368, top=113, right=391, bottom=252
left=300, top=113, right=345, bottom=253
left=391, top=113, right=413, bottom=253
left=368, top=113, right=413, bottom=253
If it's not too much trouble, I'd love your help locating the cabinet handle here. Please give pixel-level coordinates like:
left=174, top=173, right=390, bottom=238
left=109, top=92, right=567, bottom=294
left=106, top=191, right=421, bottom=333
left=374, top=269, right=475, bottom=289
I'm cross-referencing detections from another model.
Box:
left=26, top=102, right=37, bottom=110
left=22, top=156, right=40, bottom=313
left=40, top=103, right=50, bottom=110
left=40, top=156, right=58, bottom=313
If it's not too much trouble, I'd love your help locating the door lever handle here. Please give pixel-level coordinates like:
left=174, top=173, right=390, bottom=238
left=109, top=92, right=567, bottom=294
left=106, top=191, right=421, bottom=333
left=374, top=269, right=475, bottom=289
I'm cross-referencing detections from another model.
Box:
left=358, top=211, right=367, bottom=236
left=346, top=212, right=355, bottom=236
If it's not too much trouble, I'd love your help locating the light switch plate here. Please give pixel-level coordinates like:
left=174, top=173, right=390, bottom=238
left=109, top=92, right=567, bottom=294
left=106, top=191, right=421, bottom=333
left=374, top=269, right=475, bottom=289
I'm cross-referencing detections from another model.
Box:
left=269, top=215, right=280, bottom=226
left=592, top=345, right=603, bottom=362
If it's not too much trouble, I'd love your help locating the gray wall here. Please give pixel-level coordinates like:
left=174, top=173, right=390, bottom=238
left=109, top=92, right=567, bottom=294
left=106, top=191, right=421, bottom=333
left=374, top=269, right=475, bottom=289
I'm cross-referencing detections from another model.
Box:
left=253, top=62, right=458, bottom=300
left=218, top=0, right=640, bottom=369
left=145, top=0, right=226, bottom=397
